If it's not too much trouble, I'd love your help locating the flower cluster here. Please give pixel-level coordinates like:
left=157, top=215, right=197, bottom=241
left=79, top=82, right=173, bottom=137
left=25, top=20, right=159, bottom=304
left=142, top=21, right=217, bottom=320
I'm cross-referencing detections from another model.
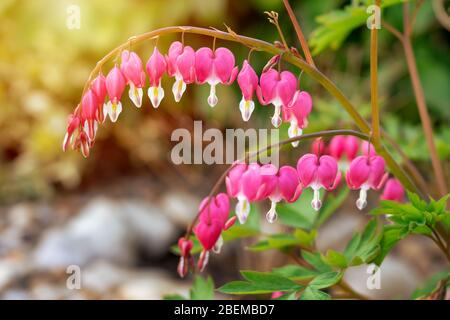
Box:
left=63, top=44, right=313, bottom=157
left=177, top=135, right=408, bottom=274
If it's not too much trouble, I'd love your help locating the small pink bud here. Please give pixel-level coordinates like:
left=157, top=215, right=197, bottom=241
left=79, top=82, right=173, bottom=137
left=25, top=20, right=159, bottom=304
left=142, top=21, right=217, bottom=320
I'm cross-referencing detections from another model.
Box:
left=62, top=112, right=81, bottom=152
left=146, top=47, right=167, bottom=108
left=81, top=90, right=98, bottom=141
left=105, top=66, right=126, bottom=122
left=381, top=178, right=405, bottom=202
left=237, top=60, right=258, bottom=121
left=282, top=90, right=313, bottom=147
left=121, top=50, right=146, bottom=108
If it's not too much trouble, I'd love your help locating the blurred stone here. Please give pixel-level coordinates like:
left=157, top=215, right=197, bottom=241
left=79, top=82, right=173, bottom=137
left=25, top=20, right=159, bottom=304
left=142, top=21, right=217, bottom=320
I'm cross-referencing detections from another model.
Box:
left=161, top=191, right=199, bottom=226
left=32, top=197, right=178, bottom=269
left=343, top=256, right=422, bottom=299
left=32, top=198, right=136, bottom=269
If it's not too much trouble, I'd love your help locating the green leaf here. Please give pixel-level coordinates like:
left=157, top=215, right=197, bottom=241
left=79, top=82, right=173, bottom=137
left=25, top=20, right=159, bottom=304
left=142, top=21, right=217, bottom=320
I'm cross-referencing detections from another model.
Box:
left=218, top=271, right=302, bottom=295
left=323, top=249, right=348, bottom=268
left=373, top=225, right=408, bottom=265
left=277, top=188, right=317, bottom=230
left=344, top=233, right=361, bottom=261
left=309, top=271, right=343, bottom=290
left=247, top=234, right=302, bottom=252
left=273, top=265, right=319, bottom=280
left=302, top=251, right=332, bottom=273
left=190, top=276, right=214, bottom=300
left=300, top=287, right=331, bottom=300
left=315, top=188, right=349, bottom=227
left=163, top=294, right=186, bottom=300
left=294, top=229, right=317, bottom=247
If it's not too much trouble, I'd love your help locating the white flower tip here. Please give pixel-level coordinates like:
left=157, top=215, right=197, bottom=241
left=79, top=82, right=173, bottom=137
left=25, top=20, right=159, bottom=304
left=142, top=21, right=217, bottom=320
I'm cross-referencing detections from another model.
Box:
left=129, top=86, right=143, bottom=108
left=239, top=98, right=255, bottom=122
left=208, top=94, right=218, bottom=108
left=148, top=86, right=164, bottom=108
left=106, top=100, right=122, bottom=123
left=172, top=79, right=186, bottom=103
left=271, top=115, right=282, bottom=128
left=356, top=198, right=367, bottom=210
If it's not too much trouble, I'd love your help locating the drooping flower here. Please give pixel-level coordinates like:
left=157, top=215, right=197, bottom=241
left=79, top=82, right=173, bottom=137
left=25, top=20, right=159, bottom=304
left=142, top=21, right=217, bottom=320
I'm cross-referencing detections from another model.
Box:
left=90, top=73, right=107, bottom=123
left=146, top=47, right=167, bottom=108
left=346, top=155, right=388, bottom=210
left=105, top=66, right=127, bottom=122
left=311, top=138, right=326, bottom=155
left=80, top=89, right=99, bottom=141
left=120, top=50, right=146, bottom=108
left=237, top=60, right=259, bottom=121
left=329, top=135, right=359, bottom=171
left=225, top=163, right=276, bottom=224
left=257, top=68, right=297, bottom=128
left=329, top=136, right=359, bottom=161
left=265, top=166, right=302, bottom=223
left=297, top=154, right=341, bottom=211
left=381, top=178, right=405, bottom=202
left=282, top=90, right=313, bottom=147
left=194, top=193, right=235, bottom=271
left=166, top=41, right=196, bottom=102
left=195, top=47, right=238, bottom=107
left=73, top=130, right=91, bottom=158
left=62, top=111, right=81, bottom=152
left=177, top=237, right=193, bottom=278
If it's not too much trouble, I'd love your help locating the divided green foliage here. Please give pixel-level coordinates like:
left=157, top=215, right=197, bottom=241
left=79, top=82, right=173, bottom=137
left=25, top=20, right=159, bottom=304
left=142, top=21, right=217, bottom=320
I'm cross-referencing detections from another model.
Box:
left=248, top=229, right=316, bottom=252
left=371, top=192, right=450, bottom=265
left=309, top=0, right=406, bottom=55
left=164, top=275, right=214, bottom=300
left=218, top=271, right=303, bottom=295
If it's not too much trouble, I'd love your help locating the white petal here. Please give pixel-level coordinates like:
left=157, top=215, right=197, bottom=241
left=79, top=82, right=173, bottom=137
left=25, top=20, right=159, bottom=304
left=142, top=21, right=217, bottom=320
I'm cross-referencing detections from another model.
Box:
left=288, top=119, right=302, bottom=147
left=128, top=84, right=143, bottom=108
left=105, top=100, right=122, bottom=123
left=266, top=201, right=278, bottom=223
left=311, top=188, right=322, bottom=211
left=212, top=235, right=223, bottom=254
left=239, top=97, right=255, bottom=122
left=207, top=84, right=218, bottom=107
left=148, top=85, right=165, bottom=108
left=172, top=79, right=186, bottom=102
left=235, top=197, right=250, bottom=224
left=356, top=188, right=368, bottom=210
left=271, top=104, right=282, bottom=128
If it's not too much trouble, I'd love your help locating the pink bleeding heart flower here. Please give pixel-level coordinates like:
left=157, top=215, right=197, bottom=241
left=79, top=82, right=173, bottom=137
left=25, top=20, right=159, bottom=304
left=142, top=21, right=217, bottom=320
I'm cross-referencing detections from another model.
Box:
left=346, top=155, right=388, bottom=210
left=297, top=154, right=341, bottom=211
left=62, top=111, right=81, bottom=152
left=381, top=178, right=404, bottom=202
left=120, top=50, right=146, bottom=108
left=282, top=90, right=313, bottom=147
left=265, top=166, right=302, bottom=223
left=195, top=47, right=238, bottom=107
left=257, top=68, right=297, bottom=128
left=73, top=130, right=90, bottom=158
left=177, top=237, right=194, bottom=278
left=90, top=74, right=107, bottom=123
left=146, top=47, right=167, bottom=108
left=105, top=66, right=126, bottom=122
left=361, top=141, right=377, bottom=157
left=166, top=41, right=196, bottom=102
left=237, top=60, right=259, bottom=121
left=80, top=89, right=99, bottom=141
left=329, top=135, right=359, bottom=172
left=194, top=193, right=234, bottom=271
left=225, top=162, right=276, bottom=224
left=271, top=291, right=285, bottom=299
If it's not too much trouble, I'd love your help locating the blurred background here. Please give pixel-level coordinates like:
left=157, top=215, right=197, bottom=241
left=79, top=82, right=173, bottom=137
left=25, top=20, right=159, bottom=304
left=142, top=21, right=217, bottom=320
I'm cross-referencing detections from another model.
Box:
left=0, top=0, right=448, bottom=299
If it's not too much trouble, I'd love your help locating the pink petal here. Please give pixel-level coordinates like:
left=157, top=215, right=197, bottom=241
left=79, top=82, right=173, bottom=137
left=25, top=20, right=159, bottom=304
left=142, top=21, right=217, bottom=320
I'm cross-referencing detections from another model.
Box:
left=346, top=156, right=371, bottom=189
left=195, top=47, right=214, bottom=84
left=297, top=153, right=319, bottom=187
